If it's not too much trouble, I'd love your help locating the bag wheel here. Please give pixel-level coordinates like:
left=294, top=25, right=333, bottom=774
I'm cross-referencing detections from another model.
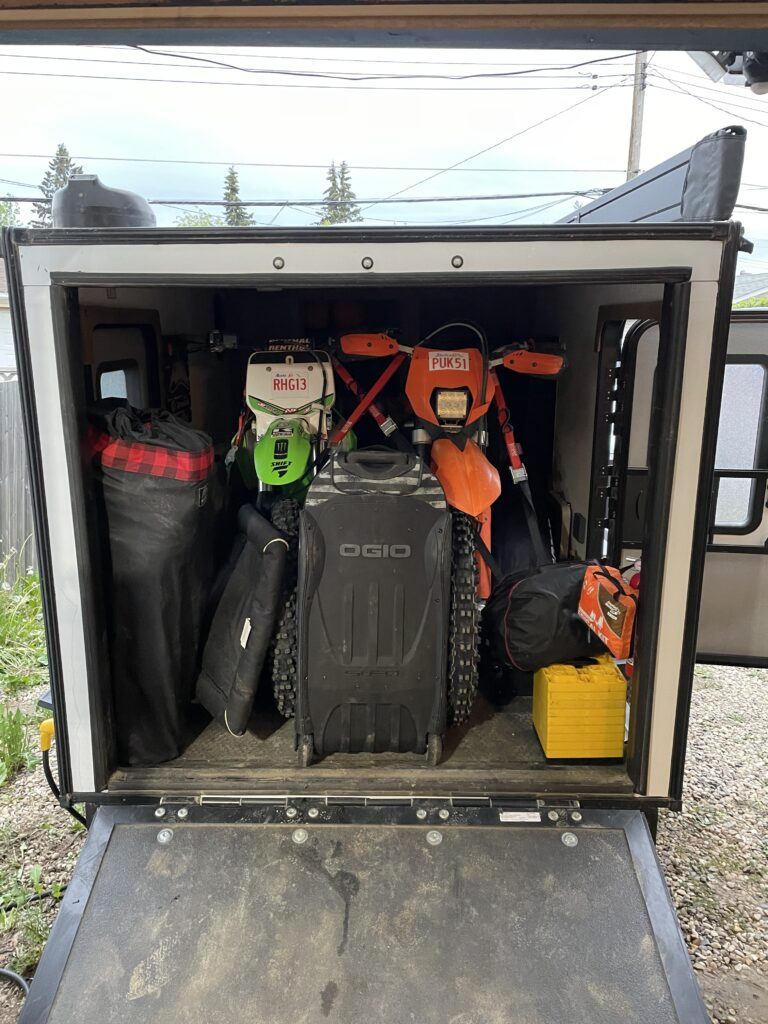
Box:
left=298, top=734, right=315, bottom=768
left=425, top=733, right=443, bottom=766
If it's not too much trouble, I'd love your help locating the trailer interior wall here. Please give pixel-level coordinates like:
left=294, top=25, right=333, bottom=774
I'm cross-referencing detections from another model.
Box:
left=6, top=229, right=734, bottom=809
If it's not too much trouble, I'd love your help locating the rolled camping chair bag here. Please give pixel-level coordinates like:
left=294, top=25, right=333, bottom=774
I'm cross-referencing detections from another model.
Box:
left=196, top=505, right=287, bottom=736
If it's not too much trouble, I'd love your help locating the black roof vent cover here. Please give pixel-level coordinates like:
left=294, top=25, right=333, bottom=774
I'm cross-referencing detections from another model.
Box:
left=52, top=175, right=156, bottom=228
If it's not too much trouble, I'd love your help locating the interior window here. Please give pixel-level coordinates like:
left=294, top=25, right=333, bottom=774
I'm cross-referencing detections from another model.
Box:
left=714, top=360, right=767, bottom=531
left=98, top=359, right=141, bottom=405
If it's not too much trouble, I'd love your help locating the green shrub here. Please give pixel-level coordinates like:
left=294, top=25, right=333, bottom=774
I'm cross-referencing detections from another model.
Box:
left=0, top=553, right=48, bottom=697
left=0, top=705, right=36, bottom=786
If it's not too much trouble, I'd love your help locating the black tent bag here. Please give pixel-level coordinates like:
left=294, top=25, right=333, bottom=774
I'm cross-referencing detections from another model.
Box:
left=91, top=405, right=219, bottom=765
left=196, top=506, right=287, bottom=735
left=485, top=562, right=604, bottom=673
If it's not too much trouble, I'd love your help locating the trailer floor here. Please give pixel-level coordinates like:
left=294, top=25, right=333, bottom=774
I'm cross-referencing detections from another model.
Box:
left=109, top=696, right=633, bottom=798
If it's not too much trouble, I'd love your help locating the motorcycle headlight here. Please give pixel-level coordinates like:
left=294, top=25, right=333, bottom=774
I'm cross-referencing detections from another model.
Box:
left=435, top=388, right=470, bottom=422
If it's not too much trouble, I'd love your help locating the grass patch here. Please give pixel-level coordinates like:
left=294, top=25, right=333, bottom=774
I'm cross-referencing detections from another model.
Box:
left=0, top=705, right=36, bottom=786
left=0, top=847, right=64, bottom=975
left=0, top=553, right=48, bottom=698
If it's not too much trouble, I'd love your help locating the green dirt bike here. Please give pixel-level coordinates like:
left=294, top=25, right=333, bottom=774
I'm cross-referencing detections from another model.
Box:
left=233, top=349, right=336, bottom=502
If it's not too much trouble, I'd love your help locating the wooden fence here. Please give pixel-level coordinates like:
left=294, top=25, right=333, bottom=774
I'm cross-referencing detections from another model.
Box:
left=0, top=377, right=37, bottom=576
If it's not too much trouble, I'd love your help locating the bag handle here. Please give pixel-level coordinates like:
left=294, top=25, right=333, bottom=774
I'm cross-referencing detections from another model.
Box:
left=328, top=448, right=424, bottom=495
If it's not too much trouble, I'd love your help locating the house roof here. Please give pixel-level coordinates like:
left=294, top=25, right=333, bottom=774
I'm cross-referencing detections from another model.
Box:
left=733, top=271, right=768, bottom=304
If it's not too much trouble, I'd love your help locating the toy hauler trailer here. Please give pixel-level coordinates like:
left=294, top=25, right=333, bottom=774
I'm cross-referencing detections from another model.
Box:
left=1, top=222, right=742, bottom=1024
left=2, top=133, right=764, bottom=1022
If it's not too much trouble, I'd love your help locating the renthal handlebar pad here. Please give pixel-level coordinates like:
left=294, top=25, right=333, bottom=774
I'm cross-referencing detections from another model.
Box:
left=296, top=450, right=450, bottom=756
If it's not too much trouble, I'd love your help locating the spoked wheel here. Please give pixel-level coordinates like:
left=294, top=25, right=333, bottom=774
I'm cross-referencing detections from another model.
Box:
left=448, top=511, right=481, bottom=725
left=297, top=734, right=315, bottom=768
left=268, top=498, right=300, bottom=718
left=425, top=733, right=443, bottom=766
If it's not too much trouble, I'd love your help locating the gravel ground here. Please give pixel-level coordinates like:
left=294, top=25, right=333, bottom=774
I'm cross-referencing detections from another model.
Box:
left=657, top=664, right=768, bottom=1023
left=0, top=665, right=765, bottom=1023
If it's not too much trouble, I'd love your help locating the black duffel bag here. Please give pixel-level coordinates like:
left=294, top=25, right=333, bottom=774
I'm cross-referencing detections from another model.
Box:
left=196, top=505, right=287, bottom=736
left=484, top=562, right=604, bottom=672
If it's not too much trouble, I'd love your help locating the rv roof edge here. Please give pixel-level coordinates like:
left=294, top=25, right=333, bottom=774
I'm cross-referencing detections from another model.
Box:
left=559, top=125, right=747, bottom=227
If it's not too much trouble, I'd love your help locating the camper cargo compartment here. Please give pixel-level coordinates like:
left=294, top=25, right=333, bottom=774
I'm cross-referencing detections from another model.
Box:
left=20, top=803, right=707, bottom=1024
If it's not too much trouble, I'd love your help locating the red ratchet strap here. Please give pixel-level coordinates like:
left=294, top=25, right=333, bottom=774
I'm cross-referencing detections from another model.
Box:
left=490, top=368, right=525, bottom=480
left=330, top=352, right=406, bottom=446
left=332, top=358, right=396, bottom=437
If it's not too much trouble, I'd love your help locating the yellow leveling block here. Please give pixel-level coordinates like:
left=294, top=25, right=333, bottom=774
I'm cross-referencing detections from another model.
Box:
left=532, top=656, right=627, bottom=759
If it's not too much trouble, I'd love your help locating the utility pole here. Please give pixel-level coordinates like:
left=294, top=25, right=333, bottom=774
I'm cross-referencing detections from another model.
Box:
left=626, top=51, right=648, bottom=180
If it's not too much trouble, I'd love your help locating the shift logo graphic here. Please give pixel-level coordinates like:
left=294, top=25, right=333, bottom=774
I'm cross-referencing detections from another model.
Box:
left=340, top=543, right=411, bottom=558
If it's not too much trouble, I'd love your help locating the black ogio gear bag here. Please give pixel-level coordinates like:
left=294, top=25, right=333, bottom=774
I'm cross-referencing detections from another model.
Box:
left=296, top=450, right=451, bottom=757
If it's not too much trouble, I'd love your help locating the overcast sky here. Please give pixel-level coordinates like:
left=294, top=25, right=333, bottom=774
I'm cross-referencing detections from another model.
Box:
left=1, top=46, right=767, bottom=270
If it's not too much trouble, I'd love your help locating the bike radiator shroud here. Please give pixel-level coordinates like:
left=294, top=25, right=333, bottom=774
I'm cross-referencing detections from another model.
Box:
left=296, top=450, right=451, bottom=756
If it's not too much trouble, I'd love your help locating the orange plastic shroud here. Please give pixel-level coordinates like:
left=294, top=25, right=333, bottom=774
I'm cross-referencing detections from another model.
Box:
left=405, top=347, right=492, bottom=429
left=431, top=437, right=501, bottom=599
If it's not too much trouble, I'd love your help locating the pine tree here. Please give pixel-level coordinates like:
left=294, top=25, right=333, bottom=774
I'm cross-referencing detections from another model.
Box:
left=0, top=199, right=20, bottom=228
left=336, top=161, right=362, bottom=223
left=32, top=144, right=83, bottom=228
left=319, top=161, right=362, bottom=225
left=319, top=162, right=340, bottom=225
left=222, top=166, right=253, bottom=227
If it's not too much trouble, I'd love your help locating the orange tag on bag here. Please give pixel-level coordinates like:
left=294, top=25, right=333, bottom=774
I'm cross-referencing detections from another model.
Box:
left=578, top=565, right=638, bottom=660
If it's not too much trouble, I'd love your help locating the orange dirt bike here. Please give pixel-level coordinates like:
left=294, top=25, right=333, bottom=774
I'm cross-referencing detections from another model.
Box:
left=333, top=322, right=564, bottom=601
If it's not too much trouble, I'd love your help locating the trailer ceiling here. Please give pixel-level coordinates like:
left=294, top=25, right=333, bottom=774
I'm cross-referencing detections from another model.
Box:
left=1, top=1, right=768, bottom=48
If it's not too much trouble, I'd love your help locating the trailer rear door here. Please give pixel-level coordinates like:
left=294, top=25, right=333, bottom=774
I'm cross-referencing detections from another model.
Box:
left=21, top=802, right=707, bottom=1024
left=697, top=313, right=768, bottom=666
left=609, top=314, right=768, bottom=668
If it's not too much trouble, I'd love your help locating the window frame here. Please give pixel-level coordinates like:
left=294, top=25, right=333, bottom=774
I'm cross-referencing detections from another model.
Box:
left=711, top=354, right=768, bottom=537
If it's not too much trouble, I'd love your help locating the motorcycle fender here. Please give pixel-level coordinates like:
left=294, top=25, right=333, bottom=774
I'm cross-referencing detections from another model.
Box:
left=431, top=438, right=501, bottom=519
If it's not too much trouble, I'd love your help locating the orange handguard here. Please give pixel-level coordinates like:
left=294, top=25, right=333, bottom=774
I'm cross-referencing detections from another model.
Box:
left=339, top=333, right=399, bottom=357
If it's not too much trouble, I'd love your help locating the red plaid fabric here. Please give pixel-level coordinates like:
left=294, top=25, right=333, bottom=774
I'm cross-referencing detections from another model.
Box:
left=92, top=432, right=213, bottom=482
left=85, top=425, right=112, bottom=459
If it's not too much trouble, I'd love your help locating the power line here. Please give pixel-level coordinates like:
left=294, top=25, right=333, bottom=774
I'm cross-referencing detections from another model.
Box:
left=648, top=70, right=768, bottom=128
left=0, top=48, right=633, bottom=84
left=109, top=45, right=638, bottom=70
left=150, top=189, right=608, bottom=208
left=6, top=188, right=607, bottom=208
left=361, top=84, right=621, bottom=211
left=128, top=45, right=639, bottom=83
left=647, top=74, right=768, bottom=117
left=647, top=65, right=768, bottom=113
left=0, top=150, right=626, bottom=175
left=735, top=203, right=768, bottom=214
left=0, top=68, right=628, bottom=94
left=0, top=176, right=41, bottom=191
